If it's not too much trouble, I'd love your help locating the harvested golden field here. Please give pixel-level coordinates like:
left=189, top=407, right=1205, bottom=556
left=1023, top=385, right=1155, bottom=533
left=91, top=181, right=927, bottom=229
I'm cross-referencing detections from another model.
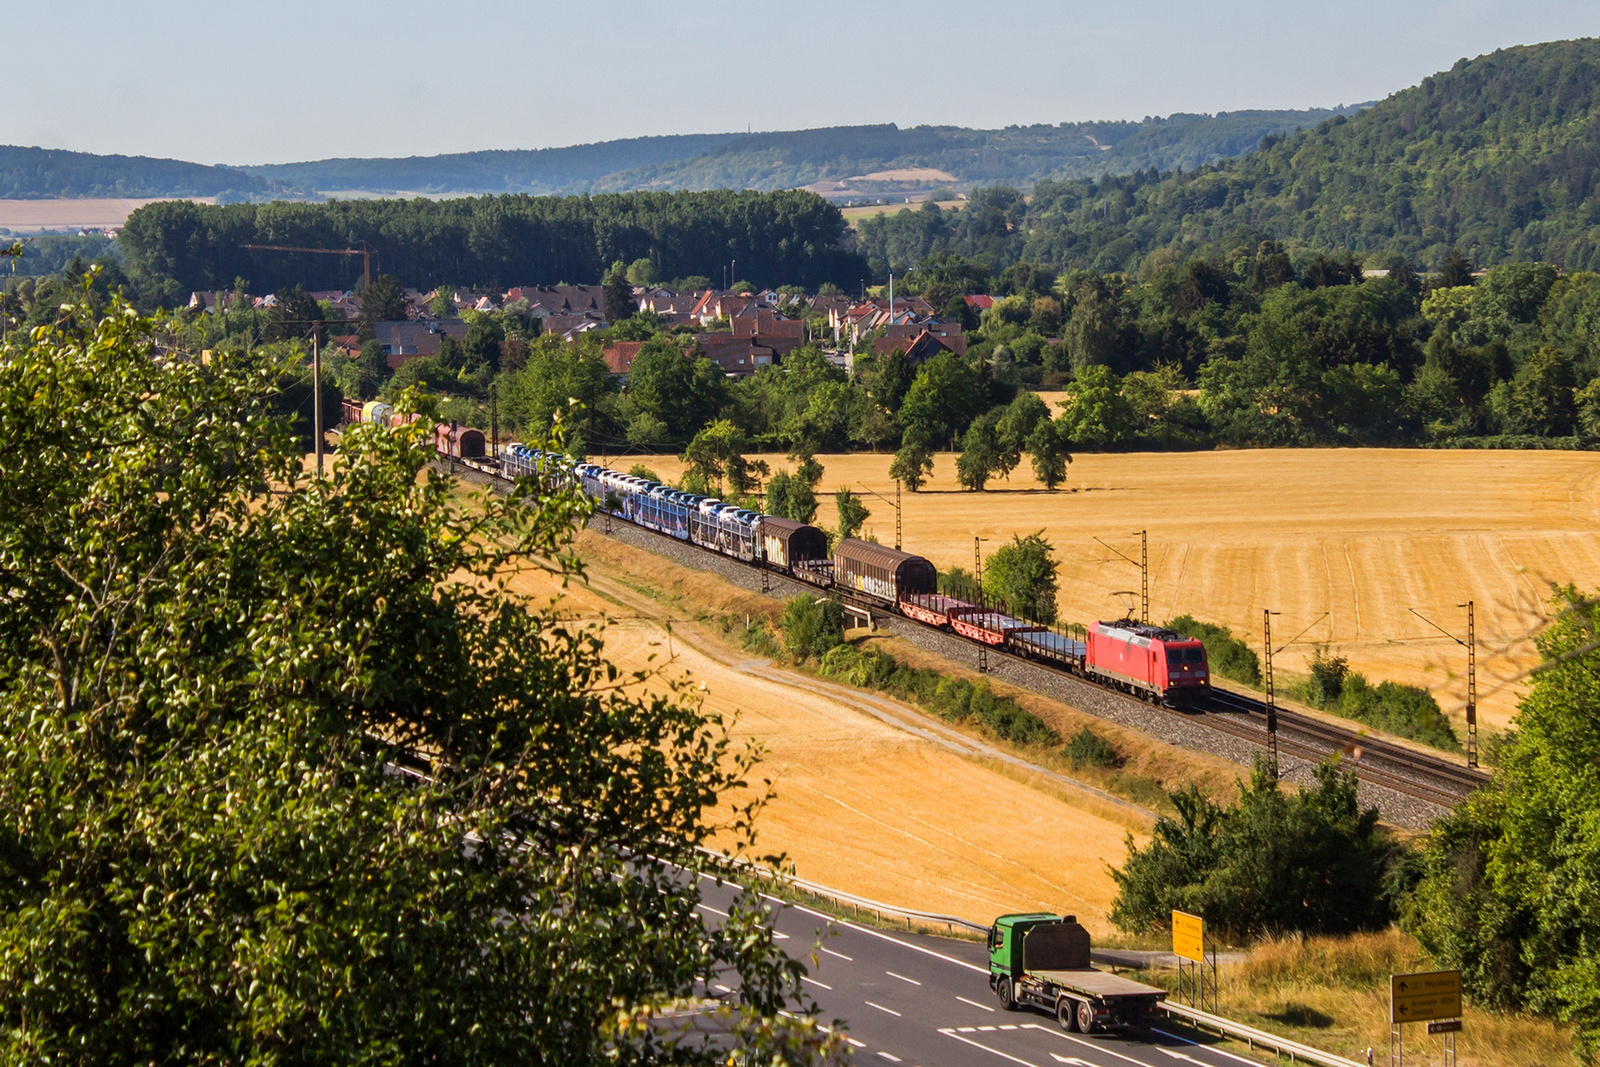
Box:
left=499, top=538, right=1150, bottom=930
left=623, top=448, right=1600, bottom=734
left=0, top=196, right=213, bottom=232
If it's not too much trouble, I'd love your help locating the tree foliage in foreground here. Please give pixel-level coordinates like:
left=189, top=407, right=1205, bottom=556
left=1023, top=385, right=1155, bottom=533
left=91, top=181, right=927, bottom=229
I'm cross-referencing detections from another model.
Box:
left=0, top=285, right=836, bottom=1064
left=1110, top=758, right=1396, bottom=940
left=1404, top=588, right=1600, bottom=1060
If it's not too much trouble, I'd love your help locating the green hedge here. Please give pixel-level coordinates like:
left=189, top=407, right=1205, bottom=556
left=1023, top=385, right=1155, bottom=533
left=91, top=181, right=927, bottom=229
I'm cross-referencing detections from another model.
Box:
left=818, top=643, right=1060, bottom=748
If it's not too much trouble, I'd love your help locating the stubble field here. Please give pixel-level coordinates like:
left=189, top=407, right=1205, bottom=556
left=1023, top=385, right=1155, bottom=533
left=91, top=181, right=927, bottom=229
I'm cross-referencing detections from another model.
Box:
left=499, top=536, right=1150, bottom=930
left=623, top=447, right=1600, bottom=735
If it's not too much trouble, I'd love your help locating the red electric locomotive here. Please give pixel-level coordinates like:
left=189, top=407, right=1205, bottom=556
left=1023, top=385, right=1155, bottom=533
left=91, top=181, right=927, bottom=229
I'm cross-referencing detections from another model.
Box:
left=1085, top=622, right=1210, bottom=707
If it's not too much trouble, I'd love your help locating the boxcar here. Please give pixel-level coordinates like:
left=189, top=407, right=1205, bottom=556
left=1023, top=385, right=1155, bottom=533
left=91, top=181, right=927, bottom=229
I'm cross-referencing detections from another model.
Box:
left=759, top=517, right=829, bottom=570
left=833, top=539, right=937, bottom=606
left=435, top=424, right=486, bottom=459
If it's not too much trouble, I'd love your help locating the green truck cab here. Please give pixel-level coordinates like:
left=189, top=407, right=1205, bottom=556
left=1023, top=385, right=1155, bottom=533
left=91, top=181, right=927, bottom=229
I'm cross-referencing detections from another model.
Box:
left=987, top=913, right=1166, bottom=1034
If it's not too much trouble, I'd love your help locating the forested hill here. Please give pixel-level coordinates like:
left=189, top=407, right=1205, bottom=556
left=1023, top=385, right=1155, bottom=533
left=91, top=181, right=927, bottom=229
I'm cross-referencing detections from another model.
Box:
left=0, top=146, right=286, bottom=200
left=567, top=111, right=1363, bottom=194
left=3, top=110, right=1358, bottom=201
left=960, top=39, right=1600, bottom=272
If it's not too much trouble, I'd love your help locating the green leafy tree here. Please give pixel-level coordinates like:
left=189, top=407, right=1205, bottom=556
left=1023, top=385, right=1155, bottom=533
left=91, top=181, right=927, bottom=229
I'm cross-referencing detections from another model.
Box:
left=889, top=443, right=934, bottom=493
left=765, top=469, right=819, bottom=523
left=0, top=292, right=836, bottom=1064
left=897, top=350, right=982, bottom=451
left=430, top=285, right=455, bottom=318
left=956, top=409, right=1003, bottom=491
left=682, top=418, right=758, bottom=495
left=626, top=339, right=727, bottom=441
left=357, top=273, right=406, bottom=338
left=1064, top=280, right=1127, bottom=371
left=356, top=337, right=390, bottom=400
left=1112, top=759, right=1395, bottom=939
left=1024, top=418, right=1072, bottom=489
left=603, top=260, right=636, bottom=322
left=982, top=531, right=1059, bottom=623
left=834, top=488, right=870, bottom=543
left=994, top=391, right=1050, bottom=477
left=1056, top=364, right=1134, bottom=448
left=626, top=257, right=657, bottom=286
left=1403, top=588, right=1600, bottom=1057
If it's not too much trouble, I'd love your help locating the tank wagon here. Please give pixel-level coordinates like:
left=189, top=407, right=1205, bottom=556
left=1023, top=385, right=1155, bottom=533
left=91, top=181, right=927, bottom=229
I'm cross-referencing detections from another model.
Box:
left=496, top=448, right=1210, bottom=708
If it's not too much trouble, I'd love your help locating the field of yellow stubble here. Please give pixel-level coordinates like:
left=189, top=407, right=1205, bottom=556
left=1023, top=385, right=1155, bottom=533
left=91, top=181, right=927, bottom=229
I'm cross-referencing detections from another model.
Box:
left=623, top=447, right=1600, bottom=735
left=499, top=549, right=1142, bottom=930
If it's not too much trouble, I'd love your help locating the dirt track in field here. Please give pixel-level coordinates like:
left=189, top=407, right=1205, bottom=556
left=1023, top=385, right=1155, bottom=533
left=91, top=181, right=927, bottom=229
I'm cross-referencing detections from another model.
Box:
left=0, top=197, right=214, bottom=232
left=501, top=549, right=1146, bottom=931
left=617, top=448, right=1600, bottom=734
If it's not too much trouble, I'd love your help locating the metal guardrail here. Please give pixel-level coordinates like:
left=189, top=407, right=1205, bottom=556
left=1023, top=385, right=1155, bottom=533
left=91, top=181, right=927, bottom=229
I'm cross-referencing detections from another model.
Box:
left=1159, top=1001, right=1369, bottom=1067
left=704, top=849, right=989, bottom=935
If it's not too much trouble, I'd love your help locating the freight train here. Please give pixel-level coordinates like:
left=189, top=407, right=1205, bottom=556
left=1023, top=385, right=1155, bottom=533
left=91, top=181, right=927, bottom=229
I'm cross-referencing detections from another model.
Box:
left=498, top=444, right=1211, bottom=708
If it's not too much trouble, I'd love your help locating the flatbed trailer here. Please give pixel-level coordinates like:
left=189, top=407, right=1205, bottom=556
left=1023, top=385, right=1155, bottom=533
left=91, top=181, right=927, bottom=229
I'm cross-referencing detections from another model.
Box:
left=987, top=914, right=1165, bottom=1033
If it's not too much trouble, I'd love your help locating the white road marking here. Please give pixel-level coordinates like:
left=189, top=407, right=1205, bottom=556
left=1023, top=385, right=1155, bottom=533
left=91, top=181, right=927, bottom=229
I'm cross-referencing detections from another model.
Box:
left=886, top=970, right=922, bottom=985
left=1049, top=1055, right=1095, bottom=1066
left=823, top=947, right=853, bottom=961
left=1157, top=1050, right=1204, bottom=1063
left=696, top=903, right=729, bottom=917
left=1150, top=1027, right=1269, bottom=1066
left=939, top=1029, right=1045, bottom=1067
left=999, top=1024, right=1018, bottom=1029
left=801, top=975, right=832, bottom=990
left=958, top=1026, right=978, bottom=1032
left=714, top=983, right=732, bottom=993
left=772, top=930, right=790, bottom=939
left=956, top=995, right=996, bottom=1012
left=866, top=1001, right=903, bottom=1017
left=876, top=1053, right=902, bottom=1063
left=1022, top=1023, right=1163, bottom=1066
left=776, top=901, right=990, bottom=973
left=978, top=1025, right=998, bottom=1031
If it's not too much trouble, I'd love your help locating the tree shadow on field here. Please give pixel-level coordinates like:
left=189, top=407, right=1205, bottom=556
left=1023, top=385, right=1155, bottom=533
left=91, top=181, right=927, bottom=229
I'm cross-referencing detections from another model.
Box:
left=1265, top=1002, right=1335, bottom=1029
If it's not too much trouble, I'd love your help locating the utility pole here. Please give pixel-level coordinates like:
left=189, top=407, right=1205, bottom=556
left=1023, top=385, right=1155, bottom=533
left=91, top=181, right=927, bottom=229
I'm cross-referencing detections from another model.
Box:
left=1263, top=609, right=1279, bottom=775
left=1140, top=529, right=1148, bottom=624
left=974, top=535, right=985, bottom=592
left=490, top=379, right=499, bottom=461
left=1409, top=600, right=1479, bottom=768
left=312, top=332, right=323, bottom=477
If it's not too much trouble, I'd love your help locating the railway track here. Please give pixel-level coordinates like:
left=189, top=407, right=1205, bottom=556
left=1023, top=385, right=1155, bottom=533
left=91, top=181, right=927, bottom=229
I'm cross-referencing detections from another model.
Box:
left=1196, top=688, right=1489, bottom=807
left=461, top=457, right=1493, bottom=810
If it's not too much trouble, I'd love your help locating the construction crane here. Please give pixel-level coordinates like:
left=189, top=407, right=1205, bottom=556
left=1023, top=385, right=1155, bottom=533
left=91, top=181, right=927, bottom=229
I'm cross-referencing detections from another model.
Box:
left=238, top=242, right=377, bottom=289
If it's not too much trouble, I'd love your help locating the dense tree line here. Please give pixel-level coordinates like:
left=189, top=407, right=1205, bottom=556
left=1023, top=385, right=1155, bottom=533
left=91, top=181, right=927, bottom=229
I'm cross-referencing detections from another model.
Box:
left=860, top=41, right=1600, bottom=275
left=118, top=189, right=869, bottom=304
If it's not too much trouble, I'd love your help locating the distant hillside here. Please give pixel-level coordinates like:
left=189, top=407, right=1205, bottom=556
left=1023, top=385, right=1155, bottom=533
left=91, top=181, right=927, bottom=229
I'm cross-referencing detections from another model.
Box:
left=240, top=133, right=742, bottom=196
left=0, top=146, right=284, bottom=200
left=584, top=111, right=1366, bottom=194
left=2, top=109, right=1361, bottom=203
left=997, top=39, right=1600, bottom=271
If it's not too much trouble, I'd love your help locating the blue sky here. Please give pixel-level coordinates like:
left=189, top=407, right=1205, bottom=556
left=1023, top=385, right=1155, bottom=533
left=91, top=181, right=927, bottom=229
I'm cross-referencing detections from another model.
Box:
left=5, top=0, right=1600, bottom=165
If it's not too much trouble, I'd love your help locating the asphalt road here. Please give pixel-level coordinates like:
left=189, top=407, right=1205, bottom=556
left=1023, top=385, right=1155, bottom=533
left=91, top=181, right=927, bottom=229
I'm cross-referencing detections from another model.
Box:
left=698, top=878, right=1270, bottom=1067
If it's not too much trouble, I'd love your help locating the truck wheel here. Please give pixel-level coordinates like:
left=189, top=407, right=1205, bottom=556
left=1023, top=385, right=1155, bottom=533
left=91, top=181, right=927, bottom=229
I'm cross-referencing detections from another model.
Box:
left=1057, top=998, right=1079, bottom=1032
left=1076, top=999, right=1097, bottom=1034
left=995, top=977, right=1016, bottom=1010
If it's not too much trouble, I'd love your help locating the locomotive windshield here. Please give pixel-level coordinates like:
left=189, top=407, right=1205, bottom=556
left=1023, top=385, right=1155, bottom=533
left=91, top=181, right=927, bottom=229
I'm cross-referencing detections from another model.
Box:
left=1166, top=646, right=1205, bottom=666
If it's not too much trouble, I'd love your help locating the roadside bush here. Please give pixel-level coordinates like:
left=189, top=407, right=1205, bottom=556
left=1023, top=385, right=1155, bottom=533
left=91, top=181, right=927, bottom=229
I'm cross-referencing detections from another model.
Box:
left=1110, top=757, right=1398, bottom=940
left=778, top=594, right=844, bottom=661
left=816, top=644, right=1059, bottom=747
left=1065, top=726, right=1123, bottom=769
left=1166, top=614, right=1262, bottom=685
left=626, top=463, right=661, bottom=482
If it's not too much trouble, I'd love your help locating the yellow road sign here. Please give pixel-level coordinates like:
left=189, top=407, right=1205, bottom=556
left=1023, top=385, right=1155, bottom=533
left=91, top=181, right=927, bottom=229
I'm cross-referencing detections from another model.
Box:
left=1172, top=910, right=1204, bottom=963
left=1390, top=970, right=1462, bottom=1024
